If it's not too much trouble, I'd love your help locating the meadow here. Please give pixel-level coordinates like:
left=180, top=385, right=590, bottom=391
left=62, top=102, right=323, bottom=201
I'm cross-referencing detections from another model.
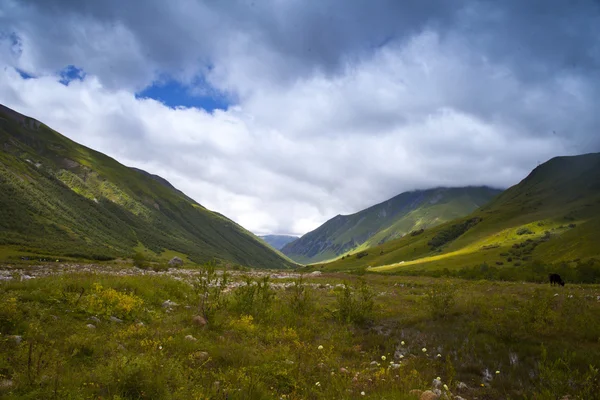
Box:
left=1, top=263, right=599, bottom=399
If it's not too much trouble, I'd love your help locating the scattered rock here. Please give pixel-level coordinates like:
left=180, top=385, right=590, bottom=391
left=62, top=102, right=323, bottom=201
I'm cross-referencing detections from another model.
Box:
left=420, top=390, right=439, bottom=400
left=185, top=335, right=197, bottom=341
left=162, top=299, right=179, bottom=308
left=86, top=324, right=96, bottom=329
left=0, top=379, right=14, bottom=389
left=89, top=316, right=101, bottom=323
left=456, top=381, right=468, bottom=390
left=136, top=322, right=145, bottom=327
left=339, top=367, right=349, bottom=374
left=168, top=257, right=184, bottom=267
left=10, top=335, right=22, bottom=344
left=432, top=378, right=442, bottom=388
left=110, top=316, right=123, bottom=323
left=310, top=271, right=322, bottom=275
left=192, top=315, right=207, bottom=327
left=194, top=351, right=209, bottom=361
left=117, top=344, right=126, bottom=351
left=283, top=360, right=294, bottom=365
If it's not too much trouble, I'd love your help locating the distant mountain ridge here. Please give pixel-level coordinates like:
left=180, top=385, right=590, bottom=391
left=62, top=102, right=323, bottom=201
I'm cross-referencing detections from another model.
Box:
left=282, top=186, right=502, bottom=264
left=260, top=235, right=299, bottom=250
left=322, top=152, right=600, bottom=272
left=0, top=104, right=294, bottom=268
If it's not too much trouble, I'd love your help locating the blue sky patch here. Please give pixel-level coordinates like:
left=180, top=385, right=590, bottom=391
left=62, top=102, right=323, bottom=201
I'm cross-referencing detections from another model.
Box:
left=17, top=68, right=35, bottom=80
left=59, top=65, right=86, bottom=85
left=136, top=77, right=230, bottom=112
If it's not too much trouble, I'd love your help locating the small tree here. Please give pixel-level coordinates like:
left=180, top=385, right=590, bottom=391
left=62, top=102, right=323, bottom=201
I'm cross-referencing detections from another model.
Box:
left=193, top=260, right=229, bottom=323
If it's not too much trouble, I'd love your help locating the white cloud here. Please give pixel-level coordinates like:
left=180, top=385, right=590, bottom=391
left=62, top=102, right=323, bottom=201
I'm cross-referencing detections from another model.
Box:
left=1, top=1, right=599, bottom=235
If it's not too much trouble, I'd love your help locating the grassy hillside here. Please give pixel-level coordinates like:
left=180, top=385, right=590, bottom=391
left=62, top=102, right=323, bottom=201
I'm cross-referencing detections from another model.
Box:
left=319, top=153, right=600, bottom=274
left=0, top=104, right=294, bottom=269
left=282, top=187, right=501, bottom=264
left=260, top=235, right=299, bottom=250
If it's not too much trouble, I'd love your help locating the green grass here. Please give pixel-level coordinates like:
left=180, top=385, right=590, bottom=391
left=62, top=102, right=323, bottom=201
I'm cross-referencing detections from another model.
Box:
left=282, top=187, right=501, bottom=264
left=0, top=105, right=294, bottom=269
left=1, top=268, right=599, bottom=399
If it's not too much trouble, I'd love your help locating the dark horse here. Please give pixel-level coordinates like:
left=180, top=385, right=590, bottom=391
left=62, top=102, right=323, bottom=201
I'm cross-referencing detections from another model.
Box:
left=549, top=273, right=565, bottom=286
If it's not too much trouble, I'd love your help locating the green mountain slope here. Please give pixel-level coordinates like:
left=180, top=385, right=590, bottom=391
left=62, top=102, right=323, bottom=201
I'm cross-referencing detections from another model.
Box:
left=321, top=153, right=600, bottom=273
left=0, top=104, right=294, bottom=268
left=281, top=186, right=502, bottom=264
left=260, top=235, right=299, bottom=250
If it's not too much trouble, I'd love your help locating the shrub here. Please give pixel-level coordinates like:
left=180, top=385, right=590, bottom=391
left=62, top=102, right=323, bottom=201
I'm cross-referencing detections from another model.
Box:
left=193, top=260, right=230, bottom=323
left=232, top=276, right=275, bottom=320
left=288, top=275, right=313, bottom=315
left=517, top=227, right=533, bottom=235
left=425, top=282, right=457, bottom=319
left=81, top=283, right=144, bottom=319
left=335, top=279, right=375, bottom=325
left=428, top=217, right=481, bottom=248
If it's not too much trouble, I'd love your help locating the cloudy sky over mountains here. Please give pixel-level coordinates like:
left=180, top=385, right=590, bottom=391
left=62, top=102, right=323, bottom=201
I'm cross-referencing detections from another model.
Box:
left=1, top=0, right=599, bottom=235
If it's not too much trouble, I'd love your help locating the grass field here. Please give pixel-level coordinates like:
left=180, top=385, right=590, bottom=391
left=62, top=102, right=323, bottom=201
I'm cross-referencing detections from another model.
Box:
left=1, top=264, right=599, bottom=399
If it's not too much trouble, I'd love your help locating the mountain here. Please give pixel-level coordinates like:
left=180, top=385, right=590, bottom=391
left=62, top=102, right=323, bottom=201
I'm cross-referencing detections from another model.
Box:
left=281, top=186, right=502, bottom=264
left=321, top=153, right=600, bottom=272
left=0, top=104, right=294, bottom=269
left=260, top=235, right=299, bottom=250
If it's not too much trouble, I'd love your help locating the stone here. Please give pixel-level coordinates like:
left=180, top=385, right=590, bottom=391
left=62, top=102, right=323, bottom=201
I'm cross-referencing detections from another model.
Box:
left=456, top=381, right=468, bottom=390
left=432, top=378, right=442, bottom=388
left=110, top=316, right=123, bottom=323
left=162, top=299, right=179, bottom=308
left=10, top=335, right=22, bottom=344
left=185, top=335, right=197, bottom=341
left=409, top=389, right=423, bottom=398
left=339, top=367, right=349, bottom=374
left=192, top=351, right=209, bottom=361
left=86, top=324, right=96, bottom=329
left=420, top=390, right=440, bottom=400
left=0, top=379, right=14, bottom=388
left=168, top=257, right=184, bottom=267
left=192, top=315, right=207, bottom=327
left=310, top=271, right=322, bottom=275
left=90, top=316, right=101, bottom=323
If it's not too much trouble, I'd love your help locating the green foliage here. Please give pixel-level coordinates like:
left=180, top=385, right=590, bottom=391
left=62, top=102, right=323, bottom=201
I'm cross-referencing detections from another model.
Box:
left=232, top=276, right=275, bottom=320
left=193, top=261, right=229, bottom=322
left=428, top=217, right=482, bottom=248
left=81, top=283, right=144, bottom=319
left=335, top=279, right=375, bottom=325
left=425, top=282, right=457, bottom=319
left=516, top=227, right=533, bottom=235
left=287, top=275, right=314, bottom=315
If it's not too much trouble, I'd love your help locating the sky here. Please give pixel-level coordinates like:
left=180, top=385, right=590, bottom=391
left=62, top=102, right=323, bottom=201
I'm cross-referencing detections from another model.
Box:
left=1, top=0, right=599, bottom=236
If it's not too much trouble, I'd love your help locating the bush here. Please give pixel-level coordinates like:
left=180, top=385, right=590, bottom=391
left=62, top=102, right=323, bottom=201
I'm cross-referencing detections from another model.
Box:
left=335, top=279, right=375, bottom=325
left=517, top=227, right=533, bottom=235
left=425, top=282, right=457, bottom=319
left=232, top=276, right=275, bottom=320
left=193, top=261, right=229, bottom=323
left=428, top=217, right=481, bottom=248
left=288, top=275, right=313, bottom=315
